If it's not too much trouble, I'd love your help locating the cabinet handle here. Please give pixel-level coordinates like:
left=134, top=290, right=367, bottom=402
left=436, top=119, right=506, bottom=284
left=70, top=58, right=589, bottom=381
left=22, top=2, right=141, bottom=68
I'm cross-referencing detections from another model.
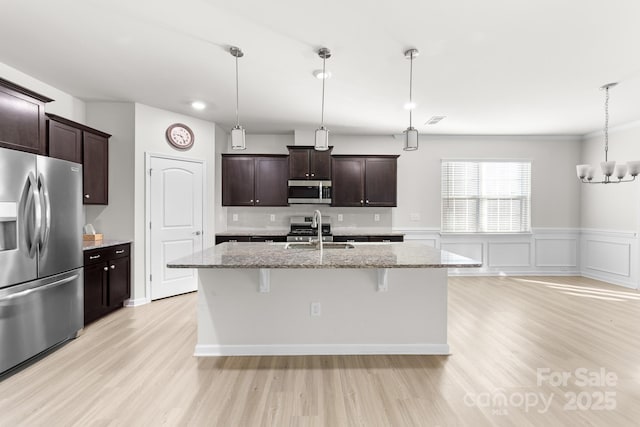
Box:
left=360, top=200, right=364, bottom=204
left=256, top=200, right=260, bottom=203
left=229, top=239, right=238, bottom=243
left=84, top=194, right=90, bottom=199
left=103, top=266, right=108, bottom=271
left=115, top=249, right=125, bottom=254
left=305, top=173, right=309, bottom=177
left=311, top=173, right=315, bottom=177
left=383, top=239, right=391, bottom=243
left=347, top=240, right=356, bottom=243
left=264, top=239, right=274, bottom=243
left=110, top=265, right=116, bottom=270
left=366, top=200, right=369, bottom=204
left=250, top=199, right=254, bottom=203
left=89, top=255, right=101, bottom=260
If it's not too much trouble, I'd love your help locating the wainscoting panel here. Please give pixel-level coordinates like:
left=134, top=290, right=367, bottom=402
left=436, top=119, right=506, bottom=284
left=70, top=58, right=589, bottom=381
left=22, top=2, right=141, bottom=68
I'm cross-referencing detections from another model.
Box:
left=488, top=242, right=531, bottom=267
left=534, top=239, right=578, bottom=267
left=395, top=228, right=637, bottom=289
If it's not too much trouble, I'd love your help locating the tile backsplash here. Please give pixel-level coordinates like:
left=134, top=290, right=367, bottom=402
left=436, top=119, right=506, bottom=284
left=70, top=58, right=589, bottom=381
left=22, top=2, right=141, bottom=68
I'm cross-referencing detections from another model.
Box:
left=224, top=206, right=392, bottom=232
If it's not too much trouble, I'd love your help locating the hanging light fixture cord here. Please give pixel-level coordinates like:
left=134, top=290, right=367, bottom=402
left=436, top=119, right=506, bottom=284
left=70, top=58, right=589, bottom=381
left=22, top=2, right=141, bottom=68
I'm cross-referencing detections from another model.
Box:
left=603, top=85, right=609, bottom=163
left=409, top=50, right=414, bottom=128
left=235, top=53, right=240, bottom=127
left=320, top=54, right=326, bottom=128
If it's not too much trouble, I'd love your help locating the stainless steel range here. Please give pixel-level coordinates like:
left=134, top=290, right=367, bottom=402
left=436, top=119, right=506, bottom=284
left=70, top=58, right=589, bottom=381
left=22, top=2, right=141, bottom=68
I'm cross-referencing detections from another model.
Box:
left=287, top=215, right=333, bottom=242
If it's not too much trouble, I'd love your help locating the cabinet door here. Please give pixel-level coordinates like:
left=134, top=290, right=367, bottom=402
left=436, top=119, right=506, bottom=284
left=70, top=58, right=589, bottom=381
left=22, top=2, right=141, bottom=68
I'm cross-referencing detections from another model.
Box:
left=222, top=156, right=255, bottom=206
left=0, top=81, right=49, bottom=155
left=310, top=150, right=331, bottom=179
left=288, top=149, right=310, bottom=179
left=365, top=157, right=397, bottom=207
left=83, top=131, right=109, bottom=204
left=48, top=119, right=82, bottom=163
left=255, top=157, right=288, bottom=206
left=331, top=157, right=365, bottom=207
left=107, top=256, right=130, bottom=308
left=83, top=261, right=108, bottom=325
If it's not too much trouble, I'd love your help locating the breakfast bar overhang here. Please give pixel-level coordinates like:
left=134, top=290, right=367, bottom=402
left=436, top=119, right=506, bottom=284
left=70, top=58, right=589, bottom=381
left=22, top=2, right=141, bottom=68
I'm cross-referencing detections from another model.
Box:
left=168, top=242, right=481, bottom=356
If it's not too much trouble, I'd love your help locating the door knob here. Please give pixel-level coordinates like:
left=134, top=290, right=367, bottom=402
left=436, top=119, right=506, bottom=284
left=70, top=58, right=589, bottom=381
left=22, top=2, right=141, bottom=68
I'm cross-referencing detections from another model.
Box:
left=193, top=231, right=202, bottom=236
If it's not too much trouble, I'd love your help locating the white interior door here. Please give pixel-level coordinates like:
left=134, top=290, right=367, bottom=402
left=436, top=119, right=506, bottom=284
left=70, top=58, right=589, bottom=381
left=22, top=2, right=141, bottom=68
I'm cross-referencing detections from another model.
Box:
left=149, top=156, right=204, bottom=300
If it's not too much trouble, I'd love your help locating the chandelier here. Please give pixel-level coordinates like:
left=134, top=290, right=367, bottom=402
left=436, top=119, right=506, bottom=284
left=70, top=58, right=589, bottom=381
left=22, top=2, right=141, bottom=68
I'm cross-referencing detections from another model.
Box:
left=576, top=83, right=639, bottom=183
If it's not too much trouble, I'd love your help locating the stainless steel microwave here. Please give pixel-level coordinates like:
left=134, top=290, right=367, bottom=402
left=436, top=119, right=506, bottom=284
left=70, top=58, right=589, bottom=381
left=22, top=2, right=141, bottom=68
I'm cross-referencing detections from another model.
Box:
left=287, top=180, right=332, bottom=204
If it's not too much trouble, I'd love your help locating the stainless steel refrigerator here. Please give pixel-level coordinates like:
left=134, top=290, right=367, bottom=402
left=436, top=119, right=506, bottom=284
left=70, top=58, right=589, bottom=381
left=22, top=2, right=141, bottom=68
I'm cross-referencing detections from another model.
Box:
left=0, top=146, right=83, bottom=375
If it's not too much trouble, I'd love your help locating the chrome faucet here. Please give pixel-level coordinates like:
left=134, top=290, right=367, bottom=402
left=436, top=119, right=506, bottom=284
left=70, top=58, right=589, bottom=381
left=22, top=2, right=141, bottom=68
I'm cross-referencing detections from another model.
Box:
left=311, top=210, right=323, bottom=251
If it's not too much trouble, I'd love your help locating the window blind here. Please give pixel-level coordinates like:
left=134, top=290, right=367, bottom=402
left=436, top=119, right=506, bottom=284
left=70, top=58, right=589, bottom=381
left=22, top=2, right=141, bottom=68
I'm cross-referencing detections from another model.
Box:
left=441, top=161, right=531, bottom=233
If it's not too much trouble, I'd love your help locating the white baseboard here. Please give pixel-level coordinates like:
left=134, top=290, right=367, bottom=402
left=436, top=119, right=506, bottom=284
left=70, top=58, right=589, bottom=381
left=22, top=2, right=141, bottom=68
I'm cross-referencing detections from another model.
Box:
left=194, top=343, right=450, bottom=356
left=124, top=298, right=150, bottom=307
left=448, top=270, right=581, bottom=277
left=580, top=271, right=637, bottom=290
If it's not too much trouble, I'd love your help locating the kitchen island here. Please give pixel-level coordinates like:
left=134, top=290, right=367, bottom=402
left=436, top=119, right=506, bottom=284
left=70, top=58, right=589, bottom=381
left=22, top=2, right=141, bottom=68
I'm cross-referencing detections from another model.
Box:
left=168, top=242, right=480, bottom=356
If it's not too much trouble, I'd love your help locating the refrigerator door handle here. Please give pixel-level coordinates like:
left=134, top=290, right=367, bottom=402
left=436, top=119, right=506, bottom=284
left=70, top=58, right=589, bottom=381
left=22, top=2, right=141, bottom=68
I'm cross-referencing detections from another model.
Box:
left=24, top=173, right=42, bottom=258
left=37, top=173, right=52, bottom=251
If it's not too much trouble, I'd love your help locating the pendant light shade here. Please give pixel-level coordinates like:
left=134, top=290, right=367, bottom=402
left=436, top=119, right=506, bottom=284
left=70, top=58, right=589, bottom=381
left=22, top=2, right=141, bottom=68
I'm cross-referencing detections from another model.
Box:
left=315, top=47, right=331, bottom=151
left=315, top=126, right=329, bottom=151
left=404, top=127, right=418, bottom=151
left=231, top=125, right=245, bottom=150
left=229, top=46, right=246, bottom=150
left=403, top=48, right=419, bottom=151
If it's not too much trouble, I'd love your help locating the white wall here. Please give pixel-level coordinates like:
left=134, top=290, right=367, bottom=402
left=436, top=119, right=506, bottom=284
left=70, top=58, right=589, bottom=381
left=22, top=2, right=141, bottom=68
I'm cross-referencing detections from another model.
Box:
left=1, top=62, right=85, bottom=122
left=579, top=123, right=640, bottom=231
left=133, top=104, right=216, bottom=302
left=84, top=102, right=136, bottom=241
left=578, top=122, right=640, bottom=288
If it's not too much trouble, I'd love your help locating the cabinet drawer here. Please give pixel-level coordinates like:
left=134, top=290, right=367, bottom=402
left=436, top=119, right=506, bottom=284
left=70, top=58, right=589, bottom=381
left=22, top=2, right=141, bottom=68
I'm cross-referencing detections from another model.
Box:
left=84, top=243, right=130, bottom=265
left=333, top=235, right=369, bottom=243
left=369, top=235, right=404, bottom=242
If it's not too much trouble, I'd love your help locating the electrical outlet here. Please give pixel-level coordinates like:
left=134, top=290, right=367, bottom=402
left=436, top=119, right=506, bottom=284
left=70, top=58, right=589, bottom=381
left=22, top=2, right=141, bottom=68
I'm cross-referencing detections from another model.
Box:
left=410, top=213, right=421, bottom=221
left=310, top=302, right=321, bottom=317
left=374, top=214, right=380, bottom=222
left=337, top=214, right=343, bottom=222
left=270, top=214, right=276, bottom=222
left=232, top=214, right=239, bottom=222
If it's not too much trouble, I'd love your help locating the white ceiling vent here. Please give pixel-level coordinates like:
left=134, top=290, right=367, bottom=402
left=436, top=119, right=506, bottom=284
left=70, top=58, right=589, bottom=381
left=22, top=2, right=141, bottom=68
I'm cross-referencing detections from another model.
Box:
left=425, top=116, right=446, bottom=125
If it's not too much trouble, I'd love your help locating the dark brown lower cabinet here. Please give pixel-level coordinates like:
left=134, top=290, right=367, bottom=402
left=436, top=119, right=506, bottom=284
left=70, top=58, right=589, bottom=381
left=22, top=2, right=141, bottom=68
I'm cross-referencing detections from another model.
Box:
left=83, top=243, right=131, bottom=325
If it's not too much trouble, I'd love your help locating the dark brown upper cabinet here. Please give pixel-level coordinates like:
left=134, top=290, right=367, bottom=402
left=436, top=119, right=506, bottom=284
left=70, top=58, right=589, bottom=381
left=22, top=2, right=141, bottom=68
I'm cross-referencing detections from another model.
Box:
left=46, top=114, right=110, bottom=205
left=0, top=78, right=53, bottom=155
left=287, top=146, right=332, bottom=180
left=331, top=155, right=399, bottom=207
left=222, top=154, right=289, bottom=206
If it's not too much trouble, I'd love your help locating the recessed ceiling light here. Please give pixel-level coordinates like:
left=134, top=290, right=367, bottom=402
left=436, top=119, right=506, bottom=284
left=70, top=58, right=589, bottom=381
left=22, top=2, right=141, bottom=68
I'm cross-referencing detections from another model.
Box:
left=425, top=115, right=446, bottom=125
left=404, top=102, right=417, bottom=110
left=191, top=101, right=206, bottom=110
left=313, top=70, right=332, bottom=80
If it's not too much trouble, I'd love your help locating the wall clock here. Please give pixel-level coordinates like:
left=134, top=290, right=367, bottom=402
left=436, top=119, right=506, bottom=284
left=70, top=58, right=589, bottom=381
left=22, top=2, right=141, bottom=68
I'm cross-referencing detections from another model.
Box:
left=166, top=123, right=195, bottom=150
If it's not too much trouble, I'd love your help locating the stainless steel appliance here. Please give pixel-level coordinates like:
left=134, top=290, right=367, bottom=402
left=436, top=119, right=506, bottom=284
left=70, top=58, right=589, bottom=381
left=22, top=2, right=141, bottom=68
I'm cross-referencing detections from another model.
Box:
left=0, top=147, right=83, bottom=375
left=287, top=180, right=332, bottom=204
left=287, top=215, right=333, bottom=242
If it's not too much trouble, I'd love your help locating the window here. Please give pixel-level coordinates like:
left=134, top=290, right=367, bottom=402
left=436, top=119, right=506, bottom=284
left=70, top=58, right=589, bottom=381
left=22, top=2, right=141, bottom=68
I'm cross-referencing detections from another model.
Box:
left=441, top=161, right=531, bottom=233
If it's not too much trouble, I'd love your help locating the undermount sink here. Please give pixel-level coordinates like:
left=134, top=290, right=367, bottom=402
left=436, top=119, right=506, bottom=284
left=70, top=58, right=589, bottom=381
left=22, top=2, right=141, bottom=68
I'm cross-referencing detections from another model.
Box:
left=284, top=242, right=355, bottom=250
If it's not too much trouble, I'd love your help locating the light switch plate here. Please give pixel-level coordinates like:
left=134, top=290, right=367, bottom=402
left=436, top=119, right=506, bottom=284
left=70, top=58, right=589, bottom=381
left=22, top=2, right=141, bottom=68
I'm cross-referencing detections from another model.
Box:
left=374, top=214, right=380, bottom=222
left=232, top=214, right=239, bottom=222
left=270, top=214, right=276, bottom=222
left=410, top=213, right=421, bottom=221
left=337, top=214, right=343, bottom=222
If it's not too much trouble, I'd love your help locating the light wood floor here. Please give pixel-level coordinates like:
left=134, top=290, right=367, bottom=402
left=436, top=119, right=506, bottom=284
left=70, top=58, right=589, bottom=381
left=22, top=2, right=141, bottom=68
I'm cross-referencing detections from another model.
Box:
left=1, top=276, right=639, bottom=426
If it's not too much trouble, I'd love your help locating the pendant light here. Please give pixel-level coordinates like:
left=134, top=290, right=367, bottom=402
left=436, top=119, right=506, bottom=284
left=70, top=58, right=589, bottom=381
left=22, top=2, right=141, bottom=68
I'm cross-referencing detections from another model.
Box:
left=576, top=82, right=640, bottom=183
left=315, top=47, right=331, bottom=151
left=403, top=48, right=419, bottom=151
left=229, top=46, right=246, bottom=150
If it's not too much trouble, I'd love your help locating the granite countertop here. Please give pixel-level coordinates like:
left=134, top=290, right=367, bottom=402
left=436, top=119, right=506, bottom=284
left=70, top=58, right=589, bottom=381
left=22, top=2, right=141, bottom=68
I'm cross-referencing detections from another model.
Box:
left=83, top=239, right=132, bottom=251
left=168, top=242, right=481, bottom=269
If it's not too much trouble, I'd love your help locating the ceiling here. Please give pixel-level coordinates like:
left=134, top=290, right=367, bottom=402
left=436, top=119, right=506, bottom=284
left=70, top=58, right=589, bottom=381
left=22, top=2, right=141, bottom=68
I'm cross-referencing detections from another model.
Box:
left=2, top=0, right=640, bottom=136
